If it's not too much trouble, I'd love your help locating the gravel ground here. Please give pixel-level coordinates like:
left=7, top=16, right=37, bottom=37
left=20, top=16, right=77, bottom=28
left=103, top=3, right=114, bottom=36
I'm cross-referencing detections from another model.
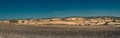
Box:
left=0, top=24, right=120, bottom=38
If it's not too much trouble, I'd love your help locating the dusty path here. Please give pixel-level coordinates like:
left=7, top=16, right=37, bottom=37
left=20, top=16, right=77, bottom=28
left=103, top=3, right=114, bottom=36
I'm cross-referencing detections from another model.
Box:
left=0, top=24, right=120, bottom=38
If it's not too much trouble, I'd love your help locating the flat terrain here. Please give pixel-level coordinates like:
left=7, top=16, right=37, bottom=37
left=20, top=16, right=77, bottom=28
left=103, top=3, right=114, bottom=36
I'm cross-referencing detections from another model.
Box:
left=0, top=24, right=120, bottom=38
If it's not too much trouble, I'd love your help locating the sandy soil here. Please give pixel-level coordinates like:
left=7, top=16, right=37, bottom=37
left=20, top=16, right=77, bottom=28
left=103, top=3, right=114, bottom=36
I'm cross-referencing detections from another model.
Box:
left=0, top=24, right=120, bottom=38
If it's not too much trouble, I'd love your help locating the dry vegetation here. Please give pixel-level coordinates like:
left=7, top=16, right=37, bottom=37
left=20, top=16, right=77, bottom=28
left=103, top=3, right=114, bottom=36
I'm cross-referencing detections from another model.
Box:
left=0, top=24, right=120, bottom=38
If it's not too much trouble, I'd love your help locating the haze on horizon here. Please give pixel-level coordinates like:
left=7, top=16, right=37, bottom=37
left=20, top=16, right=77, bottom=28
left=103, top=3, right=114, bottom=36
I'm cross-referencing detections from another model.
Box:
left=0, top=0, right=120, bottom=19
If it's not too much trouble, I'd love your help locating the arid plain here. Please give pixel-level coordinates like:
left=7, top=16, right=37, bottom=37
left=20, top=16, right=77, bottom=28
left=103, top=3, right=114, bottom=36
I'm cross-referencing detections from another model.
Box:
left=0, top=23, right=120, bottom=38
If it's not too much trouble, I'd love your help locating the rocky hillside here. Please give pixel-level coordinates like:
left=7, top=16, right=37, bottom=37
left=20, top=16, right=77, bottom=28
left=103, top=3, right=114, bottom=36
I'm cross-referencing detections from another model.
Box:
left=0, top=16, right=120, bottom=25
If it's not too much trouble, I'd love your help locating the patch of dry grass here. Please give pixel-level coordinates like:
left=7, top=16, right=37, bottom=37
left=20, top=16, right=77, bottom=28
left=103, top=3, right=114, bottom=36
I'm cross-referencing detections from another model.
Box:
left=0, top=24, right=120, bottom=38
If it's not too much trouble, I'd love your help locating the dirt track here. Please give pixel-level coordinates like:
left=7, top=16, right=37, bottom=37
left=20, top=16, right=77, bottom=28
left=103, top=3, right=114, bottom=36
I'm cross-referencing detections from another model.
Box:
left=0, top=24, right=120, bottom=38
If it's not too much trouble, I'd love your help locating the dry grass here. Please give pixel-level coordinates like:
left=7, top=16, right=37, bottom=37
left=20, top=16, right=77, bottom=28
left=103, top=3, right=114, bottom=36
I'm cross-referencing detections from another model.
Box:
left=0, top=24, right=120, bottom=38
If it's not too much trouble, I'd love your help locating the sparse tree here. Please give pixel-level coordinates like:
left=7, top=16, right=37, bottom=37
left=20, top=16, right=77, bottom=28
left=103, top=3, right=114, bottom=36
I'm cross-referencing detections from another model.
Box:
left=112, top=20, right=115, bottom=22
left=22, top=20, right=25, bottom=23
left=9, top=19, right=18, bottom=23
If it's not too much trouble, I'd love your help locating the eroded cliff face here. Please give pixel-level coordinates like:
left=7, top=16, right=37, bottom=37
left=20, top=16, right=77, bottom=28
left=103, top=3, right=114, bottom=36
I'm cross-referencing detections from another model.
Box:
left=1, top=16, right=120, bottom=25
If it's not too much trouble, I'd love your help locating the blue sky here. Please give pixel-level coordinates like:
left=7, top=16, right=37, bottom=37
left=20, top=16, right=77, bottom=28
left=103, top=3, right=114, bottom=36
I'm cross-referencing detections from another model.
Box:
left=0, top=0, right=120, bottom=19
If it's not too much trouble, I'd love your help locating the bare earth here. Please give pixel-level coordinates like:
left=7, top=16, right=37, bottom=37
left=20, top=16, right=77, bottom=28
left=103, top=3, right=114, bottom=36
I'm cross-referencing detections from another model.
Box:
left=0, top=24, right=120, bottom=38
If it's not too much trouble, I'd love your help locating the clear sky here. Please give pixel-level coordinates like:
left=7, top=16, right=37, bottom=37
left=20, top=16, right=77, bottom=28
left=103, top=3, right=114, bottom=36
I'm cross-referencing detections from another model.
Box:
left=0, top=0, right=120, bottom=19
